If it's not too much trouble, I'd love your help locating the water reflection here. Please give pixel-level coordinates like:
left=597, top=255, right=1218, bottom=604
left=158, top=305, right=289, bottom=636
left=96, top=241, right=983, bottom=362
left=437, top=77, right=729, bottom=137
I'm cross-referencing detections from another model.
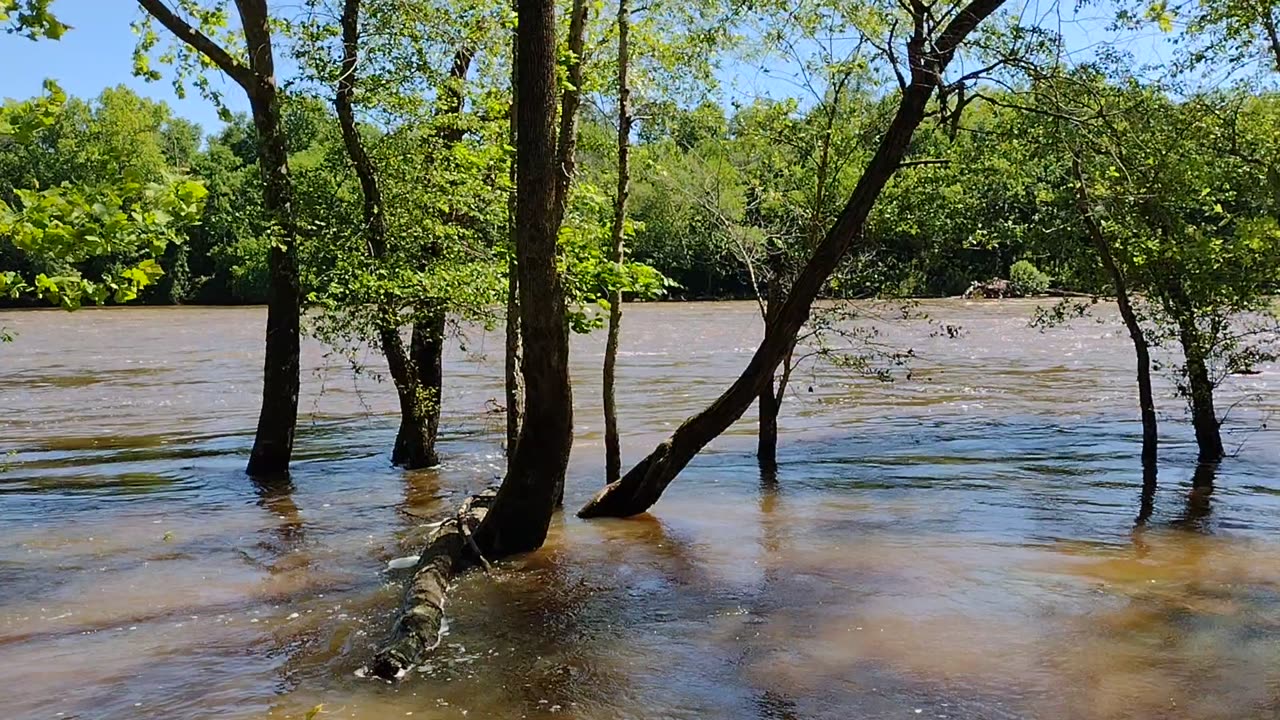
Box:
left=1173, top=462, right=1218, bottom=532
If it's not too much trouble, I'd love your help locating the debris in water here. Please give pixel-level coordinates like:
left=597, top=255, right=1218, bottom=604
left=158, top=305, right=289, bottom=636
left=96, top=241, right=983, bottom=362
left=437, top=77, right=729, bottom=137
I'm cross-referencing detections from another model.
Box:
left=388, top=555, right=420, bottom=570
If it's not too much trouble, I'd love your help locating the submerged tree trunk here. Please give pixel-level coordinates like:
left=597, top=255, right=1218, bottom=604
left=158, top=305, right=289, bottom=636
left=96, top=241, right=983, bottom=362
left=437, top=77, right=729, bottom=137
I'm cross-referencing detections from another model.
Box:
left=1168, top=289, right=1225, bottom=462
left=579, top=0, right=1007, bottom=518
left=138, top=0, right=302, bottom=477
left=1072, top=158, right=1157, bottom=472
left=394, top=308, right=445, bottom=467
left=756, top=241, right=787, bottom=470
left=335, top=0, right=439, bottom=469
left=471, top=0, right=573, bottom=556
left=603, top=0, right=631, bottom=485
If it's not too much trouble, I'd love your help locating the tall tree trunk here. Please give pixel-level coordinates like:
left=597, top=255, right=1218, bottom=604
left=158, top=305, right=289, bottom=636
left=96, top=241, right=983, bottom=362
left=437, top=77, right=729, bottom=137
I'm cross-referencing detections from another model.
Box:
left=137, top=0, right=302, bottom=477
left=238, top=1, right=301, bottom=477
left=505, top=16, right=524, bottom=467
left=603, top=0, right=631, bottom=485
left=335, top=0, right=437, bottom=469
left=546, top=0, right=588, bottom=506
left=579, top=0, right=1007, bottom=518
left=472, top=0, right=573, bottom=556
left=245, top=85, right=301, bottom=477
left=1072, top=158, right=1157, bottom=473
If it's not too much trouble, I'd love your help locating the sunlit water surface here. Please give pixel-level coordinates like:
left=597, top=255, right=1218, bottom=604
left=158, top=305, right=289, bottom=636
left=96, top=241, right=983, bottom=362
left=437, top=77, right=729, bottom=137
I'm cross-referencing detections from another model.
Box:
left=1, top=301, right=1278, bottom=720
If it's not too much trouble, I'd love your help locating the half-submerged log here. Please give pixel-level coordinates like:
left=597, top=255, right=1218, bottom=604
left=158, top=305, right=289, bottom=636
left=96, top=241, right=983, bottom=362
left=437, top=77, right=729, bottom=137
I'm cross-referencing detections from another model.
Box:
left=371, top=488, right=497, bottom=680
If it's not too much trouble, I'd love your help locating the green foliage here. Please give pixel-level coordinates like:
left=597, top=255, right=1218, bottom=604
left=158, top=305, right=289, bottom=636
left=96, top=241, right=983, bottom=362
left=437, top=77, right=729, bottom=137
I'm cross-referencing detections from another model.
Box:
left=560, top=181, right=671, bottom=333
left=0, top=84, right=207, bottom=309
left=2, top=0, right=68, bottom=40
left=1008, top=260, right=1050, bottom=297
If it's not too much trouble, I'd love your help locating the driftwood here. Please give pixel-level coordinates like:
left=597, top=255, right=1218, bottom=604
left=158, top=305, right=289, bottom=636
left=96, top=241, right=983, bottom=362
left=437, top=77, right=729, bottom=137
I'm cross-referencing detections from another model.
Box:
left=370, top=487, right=498, bottom=680
left=963, top=278, right=1012, bottom=298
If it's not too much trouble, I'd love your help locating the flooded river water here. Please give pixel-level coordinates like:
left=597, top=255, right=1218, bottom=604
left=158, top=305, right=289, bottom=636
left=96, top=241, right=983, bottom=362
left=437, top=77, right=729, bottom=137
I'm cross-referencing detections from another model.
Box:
left=1, top=300, right=1278, bottom=720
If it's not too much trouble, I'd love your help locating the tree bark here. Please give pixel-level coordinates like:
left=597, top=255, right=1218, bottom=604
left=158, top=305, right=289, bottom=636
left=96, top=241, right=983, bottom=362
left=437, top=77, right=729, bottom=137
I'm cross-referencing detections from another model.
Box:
left=579, top=0, right=1008, bottom=518
left=603, top=0, right=631, bottom=485
left=334, top=0, right=439, bottom=469
left=1072, top=157, right=1157, bottom=473
left=472, top=0, right=573, bottom=556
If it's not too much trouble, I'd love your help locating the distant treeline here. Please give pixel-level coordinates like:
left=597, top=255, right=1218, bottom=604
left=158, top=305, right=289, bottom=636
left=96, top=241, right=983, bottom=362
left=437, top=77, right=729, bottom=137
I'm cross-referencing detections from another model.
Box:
left=4, top=84, right=1279, bottom=306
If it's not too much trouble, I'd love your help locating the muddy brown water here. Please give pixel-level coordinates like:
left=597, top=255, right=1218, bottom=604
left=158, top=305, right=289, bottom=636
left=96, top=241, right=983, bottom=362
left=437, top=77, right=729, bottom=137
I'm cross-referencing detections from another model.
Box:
left=1, top=301, right=1278, bottom=720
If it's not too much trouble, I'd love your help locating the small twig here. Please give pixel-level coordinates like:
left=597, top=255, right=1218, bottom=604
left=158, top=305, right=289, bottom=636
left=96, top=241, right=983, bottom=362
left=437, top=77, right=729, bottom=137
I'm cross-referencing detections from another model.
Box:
left=455, top=516, right=492, bottom=573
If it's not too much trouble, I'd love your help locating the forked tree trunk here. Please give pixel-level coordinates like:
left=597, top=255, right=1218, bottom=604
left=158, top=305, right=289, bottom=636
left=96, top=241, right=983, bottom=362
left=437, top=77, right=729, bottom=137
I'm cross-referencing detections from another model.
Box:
left=1072, top=158, right=1158, bottom=473
left=335, top=0, right=439, bottom=469
left=138, top=0, right=302, bottom=477
left=603, top=0, right=631, bottom=484
left=471, top=0, right=573, bottom=556
left=579, top=0, right=1007, bottom=518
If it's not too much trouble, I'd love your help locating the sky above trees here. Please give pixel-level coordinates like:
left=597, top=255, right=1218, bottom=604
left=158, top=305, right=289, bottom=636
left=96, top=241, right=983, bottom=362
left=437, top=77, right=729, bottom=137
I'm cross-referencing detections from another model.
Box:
left=0, top=0, right=1190, bottom=135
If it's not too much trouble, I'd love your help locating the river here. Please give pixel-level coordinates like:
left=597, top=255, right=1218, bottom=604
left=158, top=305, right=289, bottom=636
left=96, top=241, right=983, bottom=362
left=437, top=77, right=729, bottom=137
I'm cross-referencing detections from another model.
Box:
left=1, top=300, right=1278, bottom=720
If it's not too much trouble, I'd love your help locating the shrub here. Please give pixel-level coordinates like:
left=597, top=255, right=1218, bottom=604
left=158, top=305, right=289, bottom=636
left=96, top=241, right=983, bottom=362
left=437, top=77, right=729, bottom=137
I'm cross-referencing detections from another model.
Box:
left=1008, top=260, right=1050, bottom=297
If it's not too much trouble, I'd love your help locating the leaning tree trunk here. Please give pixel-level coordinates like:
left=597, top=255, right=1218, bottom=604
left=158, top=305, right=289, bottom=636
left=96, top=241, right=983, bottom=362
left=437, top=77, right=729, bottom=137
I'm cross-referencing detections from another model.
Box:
left=1073, top=158, right=1158, bottom=473
left=470, top=0, right=573, bottom=556
left=1163, top=280, right=1224, bottom=462
left=335, top=0, right=438, bottom=469
left=603, top=0, right=631, bottom=485
left=579, top=0, right=1007, bottom=518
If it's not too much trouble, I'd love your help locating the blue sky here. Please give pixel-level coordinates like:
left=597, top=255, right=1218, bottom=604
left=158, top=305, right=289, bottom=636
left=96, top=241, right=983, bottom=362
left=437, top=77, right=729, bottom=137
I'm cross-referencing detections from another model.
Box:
left=1, top=0, right=1183, bottom=138
left=0, top=0, right=248, bottom=132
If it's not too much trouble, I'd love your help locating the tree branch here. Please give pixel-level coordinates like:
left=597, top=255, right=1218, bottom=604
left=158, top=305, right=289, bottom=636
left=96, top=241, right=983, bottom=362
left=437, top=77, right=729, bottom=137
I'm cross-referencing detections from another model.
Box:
left=135, top=0, right=257, bottom=91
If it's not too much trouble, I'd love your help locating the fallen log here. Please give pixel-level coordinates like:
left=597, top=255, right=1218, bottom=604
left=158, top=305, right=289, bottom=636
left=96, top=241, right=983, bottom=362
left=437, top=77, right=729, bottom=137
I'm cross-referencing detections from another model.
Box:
left=370, top=487, right=498, bottom=680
